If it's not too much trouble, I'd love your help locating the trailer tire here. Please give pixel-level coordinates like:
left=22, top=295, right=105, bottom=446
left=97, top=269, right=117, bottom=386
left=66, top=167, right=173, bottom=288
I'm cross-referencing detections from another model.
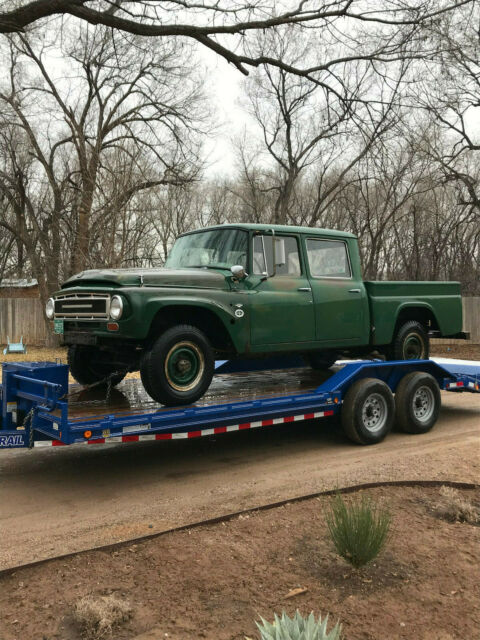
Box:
left=389, top=320, right=429, bottom=360
left=141, top=325, right=214, bottom=406
left=67, top=345, right=127, bottom=387
left=395, top=372, right=440, bottom=434
left=341, top=378, right=395, bottom=445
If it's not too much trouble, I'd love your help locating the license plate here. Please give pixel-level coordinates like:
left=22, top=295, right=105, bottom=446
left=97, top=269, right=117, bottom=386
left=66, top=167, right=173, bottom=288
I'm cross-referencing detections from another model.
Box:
left=54, top=319, right=64, bottom=334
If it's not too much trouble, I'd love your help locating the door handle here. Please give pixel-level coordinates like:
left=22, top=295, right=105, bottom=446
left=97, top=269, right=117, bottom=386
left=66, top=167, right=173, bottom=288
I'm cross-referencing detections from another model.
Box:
left=348, top=288, right=361, bottom=293
left=298, top=287, right=312, bottom=292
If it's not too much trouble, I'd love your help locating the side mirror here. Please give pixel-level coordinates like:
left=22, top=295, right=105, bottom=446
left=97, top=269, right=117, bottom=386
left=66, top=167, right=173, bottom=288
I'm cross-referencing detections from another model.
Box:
left=231, top=265, right=247, bottom=281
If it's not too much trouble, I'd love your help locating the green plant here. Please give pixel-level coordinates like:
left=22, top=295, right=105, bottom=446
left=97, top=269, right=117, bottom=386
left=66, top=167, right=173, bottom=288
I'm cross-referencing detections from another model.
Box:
left=256, top=610, right=342, bottom=640
left=325, top=492, right=391, bottom=568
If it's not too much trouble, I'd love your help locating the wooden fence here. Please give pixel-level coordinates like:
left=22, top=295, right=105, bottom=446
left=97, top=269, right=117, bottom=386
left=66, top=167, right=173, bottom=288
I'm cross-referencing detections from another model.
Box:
left=0, top=295, right=479, bottom=347
left=0, top=298, right=48, bottom=347
left=433, top=296, right=480, bottom=345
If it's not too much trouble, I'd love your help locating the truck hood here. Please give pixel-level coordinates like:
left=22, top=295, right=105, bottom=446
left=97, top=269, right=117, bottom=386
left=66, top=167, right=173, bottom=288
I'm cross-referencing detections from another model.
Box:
left=62, top=267, right=230, bottom=290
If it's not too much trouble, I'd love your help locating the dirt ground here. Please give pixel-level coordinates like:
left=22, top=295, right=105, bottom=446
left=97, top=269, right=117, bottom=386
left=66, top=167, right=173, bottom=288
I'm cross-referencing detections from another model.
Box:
left=1, top=485, right=479, bottom=640
left=1, top=347, right=478, bottom=639
left=430, top=341, right=480, bottom=361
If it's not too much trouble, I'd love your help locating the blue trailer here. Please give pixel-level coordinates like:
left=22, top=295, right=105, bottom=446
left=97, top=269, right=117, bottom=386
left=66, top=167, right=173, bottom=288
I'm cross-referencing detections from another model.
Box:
left=0, top=358, right=478, bottom=450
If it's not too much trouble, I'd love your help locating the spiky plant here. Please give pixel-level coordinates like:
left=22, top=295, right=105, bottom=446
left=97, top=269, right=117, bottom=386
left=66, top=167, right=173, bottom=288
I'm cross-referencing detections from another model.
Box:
left=325, top=492, right=391, bottom=569
left=256, top=610, right=342, bottom=640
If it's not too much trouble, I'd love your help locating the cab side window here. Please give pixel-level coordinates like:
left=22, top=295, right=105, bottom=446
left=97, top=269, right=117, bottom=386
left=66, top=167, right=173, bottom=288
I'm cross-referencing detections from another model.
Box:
left=252, top=235, right=301, bottom=276
left=306, top=239, right=351, bottom=278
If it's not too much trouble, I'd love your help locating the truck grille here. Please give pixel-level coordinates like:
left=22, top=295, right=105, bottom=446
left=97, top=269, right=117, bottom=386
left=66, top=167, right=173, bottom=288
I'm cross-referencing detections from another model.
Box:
left=54, top=293, right=110, bottom=320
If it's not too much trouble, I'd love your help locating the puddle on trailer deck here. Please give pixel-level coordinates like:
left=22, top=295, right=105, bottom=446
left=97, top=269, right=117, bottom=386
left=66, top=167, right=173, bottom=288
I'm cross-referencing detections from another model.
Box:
left=62, top=367, right=335, bottom=421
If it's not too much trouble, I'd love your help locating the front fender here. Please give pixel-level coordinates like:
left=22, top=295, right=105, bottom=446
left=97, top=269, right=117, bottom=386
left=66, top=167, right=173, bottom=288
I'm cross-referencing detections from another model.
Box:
left=138, top=293, right=248, bottom=352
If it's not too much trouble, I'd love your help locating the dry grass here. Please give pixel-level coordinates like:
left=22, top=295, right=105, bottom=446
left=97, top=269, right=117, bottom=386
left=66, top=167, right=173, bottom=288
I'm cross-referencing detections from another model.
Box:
left=434, top=486, right=480, bottom=525
left=0, top=346, right=140, bottom=383
left=0, top=347, right=67, bottom=382
left=73, top=594, right=132, bottom=639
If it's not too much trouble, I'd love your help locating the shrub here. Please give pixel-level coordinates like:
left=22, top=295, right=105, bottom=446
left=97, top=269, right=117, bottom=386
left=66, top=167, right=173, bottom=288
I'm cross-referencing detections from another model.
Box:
left=435, top=486, right=480, bottom=524
left=256, top=610, right=342, bottom=640
left=73, top=594, right=132, bottom=639
left=325, top=492, right=391, bottom=568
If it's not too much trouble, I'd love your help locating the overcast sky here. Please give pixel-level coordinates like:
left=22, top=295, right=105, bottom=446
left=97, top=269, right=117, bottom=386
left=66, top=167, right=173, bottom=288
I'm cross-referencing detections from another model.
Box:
left=201, top=48, right=253, bottom=177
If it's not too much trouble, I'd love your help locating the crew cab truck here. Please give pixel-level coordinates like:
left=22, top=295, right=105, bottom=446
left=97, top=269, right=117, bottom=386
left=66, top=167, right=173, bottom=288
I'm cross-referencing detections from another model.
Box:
left=45, top=224, right=464, bottom=406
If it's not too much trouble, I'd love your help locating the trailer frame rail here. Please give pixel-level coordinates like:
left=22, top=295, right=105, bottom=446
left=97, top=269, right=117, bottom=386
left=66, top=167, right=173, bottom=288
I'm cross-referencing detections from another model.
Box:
left=1, top=358, right=478, bottom=449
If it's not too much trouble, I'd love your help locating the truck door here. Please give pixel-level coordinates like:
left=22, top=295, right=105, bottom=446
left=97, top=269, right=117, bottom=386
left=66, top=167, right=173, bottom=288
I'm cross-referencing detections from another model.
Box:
left=304, top=237, right=368, bottom=343
left=249, top=234, right=315, bottom=346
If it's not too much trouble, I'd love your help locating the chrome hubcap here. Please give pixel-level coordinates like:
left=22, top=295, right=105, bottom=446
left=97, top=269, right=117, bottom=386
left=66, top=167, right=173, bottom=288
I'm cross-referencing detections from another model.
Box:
left=361, top=393, right=388, bottom=433
left=412, top=385, right=435, bottom=422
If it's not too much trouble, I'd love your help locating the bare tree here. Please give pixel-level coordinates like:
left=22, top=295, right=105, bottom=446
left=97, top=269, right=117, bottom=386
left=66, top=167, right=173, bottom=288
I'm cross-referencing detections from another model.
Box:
left=235, top=21, right=413, bottom=225
left=413, top=1, right=480, bottom=210
left=0, top=1, right=471, bottom=91
left=0, top=23, right=205, bottom=312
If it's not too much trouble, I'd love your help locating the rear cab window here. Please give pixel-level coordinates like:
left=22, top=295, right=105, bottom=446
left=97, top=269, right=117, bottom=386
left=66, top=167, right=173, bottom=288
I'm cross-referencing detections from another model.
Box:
left=306, top=238, right=352, bottom=278
left=252, top=235, right=301, bottom=276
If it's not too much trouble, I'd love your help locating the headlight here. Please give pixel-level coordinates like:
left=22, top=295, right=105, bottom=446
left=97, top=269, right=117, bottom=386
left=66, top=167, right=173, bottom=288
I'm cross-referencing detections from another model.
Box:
left=45, top=298, right=55, bottom=319
left=110, top=295, right=123, bottom=320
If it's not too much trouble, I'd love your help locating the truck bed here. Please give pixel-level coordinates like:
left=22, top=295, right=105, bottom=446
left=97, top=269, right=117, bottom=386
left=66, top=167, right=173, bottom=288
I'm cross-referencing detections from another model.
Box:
left=364, top=280, right=462, bottom=343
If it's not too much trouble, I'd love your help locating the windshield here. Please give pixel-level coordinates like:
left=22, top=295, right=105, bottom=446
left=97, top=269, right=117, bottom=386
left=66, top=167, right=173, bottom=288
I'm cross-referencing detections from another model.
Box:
left=165, top=229, right=248, bottom=270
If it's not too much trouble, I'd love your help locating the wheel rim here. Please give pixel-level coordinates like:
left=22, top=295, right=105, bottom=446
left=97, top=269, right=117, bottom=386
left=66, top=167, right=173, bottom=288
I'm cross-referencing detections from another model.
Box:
left=165, top=341, right=205, bottom=392
left=403, top=333, right=425, bottom=360
left=412, top=385, right=435, bottom=423
left=361, top=392, right=388, bottom=433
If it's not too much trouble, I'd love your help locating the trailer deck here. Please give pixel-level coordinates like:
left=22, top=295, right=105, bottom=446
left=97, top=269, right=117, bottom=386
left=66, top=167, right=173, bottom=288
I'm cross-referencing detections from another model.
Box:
left=1, top=357, right=478, bottom=449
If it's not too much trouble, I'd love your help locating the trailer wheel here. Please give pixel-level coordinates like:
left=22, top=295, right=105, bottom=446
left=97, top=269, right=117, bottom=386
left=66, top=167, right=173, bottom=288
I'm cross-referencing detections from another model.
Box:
left=389, top=320, right=429, bottom=360
left=341, top=378, right=395, bottom=445
left=141, top=324, right=214, bottom=406
left=67, top=345, right=127, bottom=387
left=395, top=372, right=440, bottom=434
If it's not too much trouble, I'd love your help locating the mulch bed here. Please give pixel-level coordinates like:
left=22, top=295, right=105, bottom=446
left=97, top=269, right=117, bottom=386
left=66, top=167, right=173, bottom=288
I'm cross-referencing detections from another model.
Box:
left=1, top=485, right=479, bottom=639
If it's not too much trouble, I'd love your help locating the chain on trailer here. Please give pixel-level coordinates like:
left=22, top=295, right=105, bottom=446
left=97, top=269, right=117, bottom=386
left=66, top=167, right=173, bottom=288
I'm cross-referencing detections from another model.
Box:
left=58, top=368, right=129, bottom=407
left=16, top=407, right=36, bottom=449
left=14, top=367, right=128, bottom=448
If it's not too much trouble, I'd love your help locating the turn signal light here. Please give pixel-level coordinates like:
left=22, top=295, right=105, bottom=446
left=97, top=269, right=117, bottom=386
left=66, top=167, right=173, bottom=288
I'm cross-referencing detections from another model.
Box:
left=84, top=430, right=92, bottom=439
left=107, top=322, right=119, bottom=331
left=334, top=397, right=339, bottom=404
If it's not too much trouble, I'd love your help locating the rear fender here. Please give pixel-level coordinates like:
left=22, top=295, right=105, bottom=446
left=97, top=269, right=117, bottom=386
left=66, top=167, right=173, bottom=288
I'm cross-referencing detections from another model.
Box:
left=374, top=302, right=439, bottom=345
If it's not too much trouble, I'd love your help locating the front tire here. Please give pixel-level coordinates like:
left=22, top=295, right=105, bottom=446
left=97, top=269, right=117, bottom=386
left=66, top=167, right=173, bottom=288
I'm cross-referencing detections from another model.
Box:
left=395, top=372, right=440, bottom=434
left=341, top=378, right=395, bottom=445
left=141, top=325, right=214, bottom=406
left=389, top=320, right=429, bottom=361
left=67, top=345, right=127, bottom=387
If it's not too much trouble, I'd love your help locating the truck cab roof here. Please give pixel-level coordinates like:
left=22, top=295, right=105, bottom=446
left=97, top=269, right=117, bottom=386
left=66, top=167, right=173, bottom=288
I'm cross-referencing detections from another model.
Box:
left=181, top=223, right=357, bottom=240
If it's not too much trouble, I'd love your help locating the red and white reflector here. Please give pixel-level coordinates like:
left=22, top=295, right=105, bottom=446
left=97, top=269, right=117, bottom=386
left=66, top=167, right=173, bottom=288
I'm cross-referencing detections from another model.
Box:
left=33, top=409, right=335, bottom=448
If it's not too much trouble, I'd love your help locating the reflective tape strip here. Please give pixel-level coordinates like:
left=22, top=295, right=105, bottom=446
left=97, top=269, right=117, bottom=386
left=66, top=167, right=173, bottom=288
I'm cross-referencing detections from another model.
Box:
left=33, top=410, right=335, bottom=447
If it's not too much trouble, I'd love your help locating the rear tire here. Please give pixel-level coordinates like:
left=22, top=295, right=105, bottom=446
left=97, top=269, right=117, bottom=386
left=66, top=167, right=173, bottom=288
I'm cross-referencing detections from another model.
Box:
left=395, top=372, right=440, bottom=434
left=67, top=345, right=127, bottom=387
left=307, top=352, right=338, bottom=370
left=388, top=320, right=429, bottom=361
left=341, top=378, right=395, bottom=445
left=139, top=350, right=157, bottom=399
left=141, top=325, right=214, bottom=406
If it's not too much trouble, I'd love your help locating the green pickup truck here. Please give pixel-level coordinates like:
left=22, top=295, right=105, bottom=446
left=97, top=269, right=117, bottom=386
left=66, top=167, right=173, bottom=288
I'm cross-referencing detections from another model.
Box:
left=46, top=224, right=464, bottom=405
